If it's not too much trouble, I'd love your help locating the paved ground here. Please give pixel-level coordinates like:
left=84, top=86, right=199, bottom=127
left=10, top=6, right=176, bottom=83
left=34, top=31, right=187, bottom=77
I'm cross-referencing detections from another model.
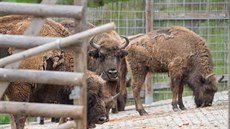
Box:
left=0, top=91, right=228, bottom=129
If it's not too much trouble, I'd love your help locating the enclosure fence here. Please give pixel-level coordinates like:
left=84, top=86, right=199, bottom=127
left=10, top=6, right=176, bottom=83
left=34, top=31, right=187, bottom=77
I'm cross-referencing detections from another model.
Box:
left=88, top=0, right=229, bottom=103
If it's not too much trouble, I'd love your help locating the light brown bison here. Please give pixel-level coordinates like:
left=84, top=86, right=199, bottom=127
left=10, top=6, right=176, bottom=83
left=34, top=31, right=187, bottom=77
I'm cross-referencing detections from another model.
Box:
left=126, top=26, right=218, bottom=115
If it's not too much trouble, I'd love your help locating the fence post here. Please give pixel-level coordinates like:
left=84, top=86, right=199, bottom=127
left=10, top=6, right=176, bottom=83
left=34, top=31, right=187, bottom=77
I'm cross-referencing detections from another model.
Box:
left=144, top=0, right=153, bottom=104
left=72, top=0, right=87, bottom=128
left=228, top=0, right=230, bottom=128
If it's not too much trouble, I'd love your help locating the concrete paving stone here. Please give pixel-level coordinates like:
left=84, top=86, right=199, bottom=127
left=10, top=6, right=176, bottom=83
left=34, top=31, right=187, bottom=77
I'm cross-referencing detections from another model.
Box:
left=172, top=115, right=184, bottom=127
left=0, top=91, right=228, bottom=129
left=206, top=113, right=217, bottom=122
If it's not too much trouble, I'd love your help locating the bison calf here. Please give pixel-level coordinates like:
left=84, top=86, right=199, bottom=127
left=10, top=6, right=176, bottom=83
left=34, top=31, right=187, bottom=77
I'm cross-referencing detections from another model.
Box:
left=126, top=26, right=218, bottom=115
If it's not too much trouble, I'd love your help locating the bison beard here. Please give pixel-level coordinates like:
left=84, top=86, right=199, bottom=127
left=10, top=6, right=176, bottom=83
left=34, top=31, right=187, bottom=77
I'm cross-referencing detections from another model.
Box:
left=126, top=26, right=218, bottom=116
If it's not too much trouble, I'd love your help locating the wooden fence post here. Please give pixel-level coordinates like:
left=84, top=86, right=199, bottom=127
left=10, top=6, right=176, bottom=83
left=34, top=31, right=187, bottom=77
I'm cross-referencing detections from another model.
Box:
left=228, top=0, right=230, bottom=128
left=71, top=0, right=87, bottom=128
left=144, top=0, right=153, bottom=104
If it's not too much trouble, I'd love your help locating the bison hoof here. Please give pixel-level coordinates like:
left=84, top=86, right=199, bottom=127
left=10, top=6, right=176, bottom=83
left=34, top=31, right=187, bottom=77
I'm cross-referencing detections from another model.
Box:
left=138, top=109, right=148, bottom=116
left=112, top=108, right=118, bottom=114
left=173, top=107, right=180, bottom=112
left=88, top=123, right=96, bottom=128
left=180, top=107, right=187, bottom=110
left=39, top=120, right=44, bottom=125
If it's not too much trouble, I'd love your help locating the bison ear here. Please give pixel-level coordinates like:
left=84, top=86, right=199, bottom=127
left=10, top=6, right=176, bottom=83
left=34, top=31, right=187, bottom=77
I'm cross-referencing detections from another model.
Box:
left=200, top=75, right=212, bottom=84
left=116, top=50, right=128, bottom=58
left=88, top=50, right=99, bottom=58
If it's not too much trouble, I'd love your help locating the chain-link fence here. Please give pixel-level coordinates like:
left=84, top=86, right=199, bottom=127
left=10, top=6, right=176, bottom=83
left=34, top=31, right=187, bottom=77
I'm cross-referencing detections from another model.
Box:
left=87, top=0, right=229, bottom=104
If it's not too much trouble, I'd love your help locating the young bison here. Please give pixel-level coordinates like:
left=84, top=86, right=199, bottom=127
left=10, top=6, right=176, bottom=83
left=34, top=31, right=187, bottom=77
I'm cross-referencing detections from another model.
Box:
left=126, top=26, right=218, bottom=115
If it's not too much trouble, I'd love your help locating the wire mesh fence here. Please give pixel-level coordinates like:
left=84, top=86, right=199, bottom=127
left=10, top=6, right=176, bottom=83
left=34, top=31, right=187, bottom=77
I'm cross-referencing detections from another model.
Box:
left=87, top=0, right=229, bottom=104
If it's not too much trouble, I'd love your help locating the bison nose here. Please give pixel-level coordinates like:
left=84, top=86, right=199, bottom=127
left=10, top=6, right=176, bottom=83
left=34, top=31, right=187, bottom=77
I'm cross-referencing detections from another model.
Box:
left=108, top=69, right=117, bottom=76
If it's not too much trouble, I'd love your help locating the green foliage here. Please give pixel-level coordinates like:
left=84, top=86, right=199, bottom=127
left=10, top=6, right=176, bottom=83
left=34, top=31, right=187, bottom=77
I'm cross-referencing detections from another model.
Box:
left=88, top=0, right=130, bottom=7
left=0, top=115, right=10, bottom=124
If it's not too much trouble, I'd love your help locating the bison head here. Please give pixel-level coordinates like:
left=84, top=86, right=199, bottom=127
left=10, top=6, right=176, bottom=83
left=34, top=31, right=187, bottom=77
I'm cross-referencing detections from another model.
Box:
left=87, top=72, right=107, bottom=128
left=88, top=36, right=129, bottom=82
left=193, top=73, right=218, bottom=107
left=86, top=71, right=120, bottom=128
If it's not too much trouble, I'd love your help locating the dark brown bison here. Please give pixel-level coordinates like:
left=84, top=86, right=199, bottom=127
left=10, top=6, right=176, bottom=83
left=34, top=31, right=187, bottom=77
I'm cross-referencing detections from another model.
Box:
left=126, top=26, right=218, bottom=115
left=87, top=30, right=129, bottom=117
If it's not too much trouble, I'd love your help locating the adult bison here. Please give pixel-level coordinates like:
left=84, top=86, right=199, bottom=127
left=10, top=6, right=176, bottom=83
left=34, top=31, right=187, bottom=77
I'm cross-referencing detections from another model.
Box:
left=126, top=26, right=218, bottom=115
left=87, top=31, right=129, bottom=115
left=61, top=19, right=130, bottom=114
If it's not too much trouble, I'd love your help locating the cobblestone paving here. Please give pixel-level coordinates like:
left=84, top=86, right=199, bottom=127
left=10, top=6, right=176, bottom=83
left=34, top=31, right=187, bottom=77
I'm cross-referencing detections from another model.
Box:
left=0, top=91, right=228, bottom=129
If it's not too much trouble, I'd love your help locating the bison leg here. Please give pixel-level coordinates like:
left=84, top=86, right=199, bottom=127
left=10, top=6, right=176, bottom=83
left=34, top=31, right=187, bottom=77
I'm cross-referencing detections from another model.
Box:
left=105, top=108, right=110, bottom=121
left=171, top=77, right=182, bottom=112
left=117, top=91, right=127, bottom=111
left=39, top=116, right=44, bottom=125
left=132, top=71, right=148, bottom=116
left=178, top=83, right=186, bottom=110
left=10, top=114, right=27, bottom=129
left=111, top=102, right=118, bottom=113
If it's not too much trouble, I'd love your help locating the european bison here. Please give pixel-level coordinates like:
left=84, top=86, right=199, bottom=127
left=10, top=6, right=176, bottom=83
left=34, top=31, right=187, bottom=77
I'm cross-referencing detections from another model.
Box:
left=61, top=19, right=130, bottom=114
left=126, top=26, right=218, bottom=115
left=87, top=31, right=129, bottom=116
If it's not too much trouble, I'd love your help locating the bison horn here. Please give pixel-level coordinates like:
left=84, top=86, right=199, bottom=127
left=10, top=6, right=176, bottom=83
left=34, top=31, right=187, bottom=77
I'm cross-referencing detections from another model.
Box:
left=105, top=93, right=120, bottom=105
left=112, top=92, right=120, bottom=100
left=119, top=36, right=129, bottom=49
left=90, top=36, right=101, bottom=49
left=205, top=73, right=215, bottom=83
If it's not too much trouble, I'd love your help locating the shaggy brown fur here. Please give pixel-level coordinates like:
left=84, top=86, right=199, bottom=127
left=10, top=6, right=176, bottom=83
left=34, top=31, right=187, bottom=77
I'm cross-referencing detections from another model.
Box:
left=0, top=15, right=107, bottom=129
left=60, top=19, right=95, bottom=34
left=1, top=15, right=72, bottom=129
left=126, top=26, right=218, bottom=116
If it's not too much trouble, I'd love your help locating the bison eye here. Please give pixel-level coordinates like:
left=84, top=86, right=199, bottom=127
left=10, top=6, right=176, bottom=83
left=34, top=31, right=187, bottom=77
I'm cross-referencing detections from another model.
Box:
left=98, top=53, right=105, bottom=60
left=116, top=50, right=128, bottom=58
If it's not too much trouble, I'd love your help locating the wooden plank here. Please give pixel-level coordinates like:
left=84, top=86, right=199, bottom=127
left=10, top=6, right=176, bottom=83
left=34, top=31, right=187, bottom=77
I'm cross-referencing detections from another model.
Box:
left=144, top=0, right=153, bottom=104
left=73, top=0, right=87, bottom=128
left=0, top=22, right=116, bottom=67
left=228, top=1, right=230, bottom=129
left=0, top=34, right=58, bottom=48
left=0, top=101, right=83, bottom=118
left=0, top=2, right=83, bottom=19
left=154, top=12, right=228, bottom=20
left=0, top=68, right=83, bottom=86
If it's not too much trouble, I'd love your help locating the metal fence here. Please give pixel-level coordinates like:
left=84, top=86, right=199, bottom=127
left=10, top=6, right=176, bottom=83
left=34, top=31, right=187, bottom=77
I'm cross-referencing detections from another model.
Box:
left=87, top=0, right=229, bottom=103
